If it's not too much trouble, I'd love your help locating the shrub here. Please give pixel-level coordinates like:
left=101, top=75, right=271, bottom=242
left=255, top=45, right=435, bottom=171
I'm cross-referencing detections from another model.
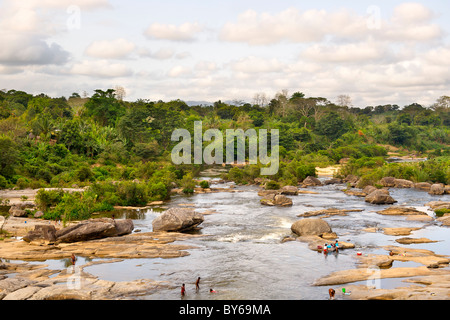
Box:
left=0, top=175, right=8, bottom=189
left=116, top=181, right=148, bottom=206
left=148, top=181, right=168, bottom=200
left=199, top=180, right=209, bottom=189
left=265, top=180, right=280, bottom=190
left=434, top=208, right=450, bottom=217
left=76, top=166, right=94, bottom=182
left=35, top=188, right=65, bottom=211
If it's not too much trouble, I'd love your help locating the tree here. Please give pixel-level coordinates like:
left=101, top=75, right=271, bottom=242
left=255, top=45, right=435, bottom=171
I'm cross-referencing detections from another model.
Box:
left=84, top=89, right=125, bottom=126
left=388, top=123, right=415, bottom=145
left=252, top=92, right=268, bottom=107
left=274, top=89, right=289, bottom=117
left=336, top=95, right=352, bottom=108
left=315, top=111, right=352, bottom=140
left=0, top=136, right=18, bottom=178
left=431, top=96, right=449, bottom=111
left=114, top=86, right=126, bottom=101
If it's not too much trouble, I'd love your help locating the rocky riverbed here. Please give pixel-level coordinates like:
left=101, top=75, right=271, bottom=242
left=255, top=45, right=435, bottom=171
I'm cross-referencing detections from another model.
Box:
left=1, top=174, right=450, bottom=300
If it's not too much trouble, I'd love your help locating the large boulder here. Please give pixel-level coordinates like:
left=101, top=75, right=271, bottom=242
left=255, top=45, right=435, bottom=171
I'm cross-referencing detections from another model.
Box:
left=365, top=190, right=397, bottom=205
left=414, top=182, right=431, bottom=191
left=152, top=208, right=204, bottom=232
left=394, top=179, right=414, bottom=188
left=362, top=185, right=377, bottom=195
left=8, top=202, right=35, bottom=217
left=55, top=218, right=134, bottom=243
left=429, top=184, right=445, bottom=195
left=291, top=218, right=332, bottom=237
left=379, top=177, right=396, bottom=187
left=280, top=186, right=299, bottom=195
left=23, top=224, right=57, bottom=243
left=343, top=175, right=359, bottom=186
left=302, top=176, right=322, bottom=187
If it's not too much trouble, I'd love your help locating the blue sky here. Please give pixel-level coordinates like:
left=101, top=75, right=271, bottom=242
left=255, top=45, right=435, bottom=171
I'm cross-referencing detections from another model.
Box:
left=0, top=0, right=449, bottom=107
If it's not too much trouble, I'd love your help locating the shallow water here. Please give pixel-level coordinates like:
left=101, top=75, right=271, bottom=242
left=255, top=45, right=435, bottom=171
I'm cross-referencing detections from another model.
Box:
left=14, top=179, right=450, bottom=300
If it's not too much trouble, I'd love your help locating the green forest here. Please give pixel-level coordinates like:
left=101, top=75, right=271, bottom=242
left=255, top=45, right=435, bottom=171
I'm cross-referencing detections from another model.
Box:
left=0, top=88, right=449, bottom=222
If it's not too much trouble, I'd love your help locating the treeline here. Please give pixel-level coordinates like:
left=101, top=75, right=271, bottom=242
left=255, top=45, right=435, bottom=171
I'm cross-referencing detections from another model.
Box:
left=0, top=88, right=449, bottom=194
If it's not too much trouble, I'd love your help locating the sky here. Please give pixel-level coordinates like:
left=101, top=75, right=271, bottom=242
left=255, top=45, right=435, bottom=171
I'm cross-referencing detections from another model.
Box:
left=0, top=0, right=449, bottom=108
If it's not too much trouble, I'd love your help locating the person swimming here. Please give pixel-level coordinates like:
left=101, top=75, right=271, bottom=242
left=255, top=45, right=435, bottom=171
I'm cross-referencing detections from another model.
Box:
left=210, top=288, right=217, bottom=293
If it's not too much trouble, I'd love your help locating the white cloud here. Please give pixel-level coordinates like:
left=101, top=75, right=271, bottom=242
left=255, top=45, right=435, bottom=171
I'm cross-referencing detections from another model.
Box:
left=0, top=34, right=69, bottom=66
left=220, top=5, right=443, bottom=45
left=139, top=47, right=175, bottom=60
left=391, top=2, right=435, bottom=25
left=144, top=22, right=204, bottom=42
left=167, top=65, right=191, bottom=78
left=220, top=8, right=366, bottom=45
left=300, top=41, right=391, bottom=64
left=70, top=60, right=133, bottom=78
left=85, top=38, right=136, bottom=59
left=230, top=56, right=285, bottom=74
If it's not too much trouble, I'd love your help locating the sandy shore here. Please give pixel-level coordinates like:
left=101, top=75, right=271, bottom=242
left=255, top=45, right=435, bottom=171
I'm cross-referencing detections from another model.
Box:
left=316, top=165, right=341, bottom=177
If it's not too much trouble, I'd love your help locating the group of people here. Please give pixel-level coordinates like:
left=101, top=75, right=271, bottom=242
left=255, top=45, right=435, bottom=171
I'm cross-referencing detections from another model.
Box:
left=323, top=240, right=339, bottom=254
left=181, top=277, right=217, bottom=297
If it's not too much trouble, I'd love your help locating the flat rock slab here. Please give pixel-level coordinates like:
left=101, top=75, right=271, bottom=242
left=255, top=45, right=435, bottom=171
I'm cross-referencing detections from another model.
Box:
left=0, top=231, right=201, bottom=261
left=377, top=206, right=427, bottom=215
left=313, top=266, right=449, bottom=286
left=395, top=237, right=438, bottom=244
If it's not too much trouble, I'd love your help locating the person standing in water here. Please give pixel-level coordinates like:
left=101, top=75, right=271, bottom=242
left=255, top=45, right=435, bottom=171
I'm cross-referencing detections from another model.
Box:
left=71, top=254, right=77, bottom=265
left=195, top=277, right=201, bottom=292
left=181, top=283, right=186, bottom=297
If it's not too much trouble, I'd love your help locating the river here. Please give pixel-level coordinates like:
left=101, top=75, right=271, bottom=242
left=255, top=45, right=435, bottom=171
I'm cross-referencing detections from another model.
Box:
left=20, top=177, right=450, bottom=300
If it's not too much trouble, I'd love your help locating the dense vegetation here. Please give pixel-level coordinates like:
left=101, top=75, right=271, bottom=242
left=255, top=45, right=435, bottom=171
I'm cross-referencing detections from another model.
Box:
left=0, top=88, right=449, bottom=222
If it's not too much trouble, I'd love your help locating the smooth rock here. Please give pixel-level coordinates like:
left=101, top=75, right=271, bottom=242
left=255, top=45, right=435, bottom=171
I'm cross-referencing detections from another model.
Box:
left=365, top=190, right=397, bottom=204
left=152, top=208, right=204, bottom=232
left=291, top=218, right=332, bottom=236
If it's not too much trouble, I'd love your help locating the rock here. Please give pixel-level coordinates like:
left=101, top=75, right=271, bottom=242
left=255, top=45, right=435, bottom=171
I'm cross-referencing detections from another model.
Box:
left=394, top=179, right=414, bottom=188
left=34, top=211, right=44, bottom=218
left=301, top=176, right=322, bottom=187
left=379, top=177, right=396, bottom=187
left=9, top=207, right=27, bottom=217
left=383, top=227, right=421, bottom=236
left=445, top=185, right=450, bottom=194
left=343, top=175, right=359, bottom=185
left=257, top=190, right=278, bottom=197
left=365, top=190, right=397, bottom=205
left=344, top=189, right=366, bottom=197
left=429, top=183, right=445, bottom=195
left=362, top=185, right=377, bottom=195
left=395, top=237, right=438, bottom=244
left=323, top=178, right=342, bottom=185
left=56, top=218, right=134, bottom=243
left=279, top=185, right=299, bottom=195
left=425, top=201, right=450, bottom=210
left=152, top=208, right=204, bottom=232
left=261, top=194, right=293, bottom=207
left=274, top=195, right=293, bottom=206
left=298, top=208, right=363, bottom=217
left=291, top=218, right=332, bottom=237
left=437, top=216, right=450, bottom=226
left=23, top=225, right=57, bottom=243
left=377, top=206, right=427, bottom=216
left=414, top=182, right=432, bottom=191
